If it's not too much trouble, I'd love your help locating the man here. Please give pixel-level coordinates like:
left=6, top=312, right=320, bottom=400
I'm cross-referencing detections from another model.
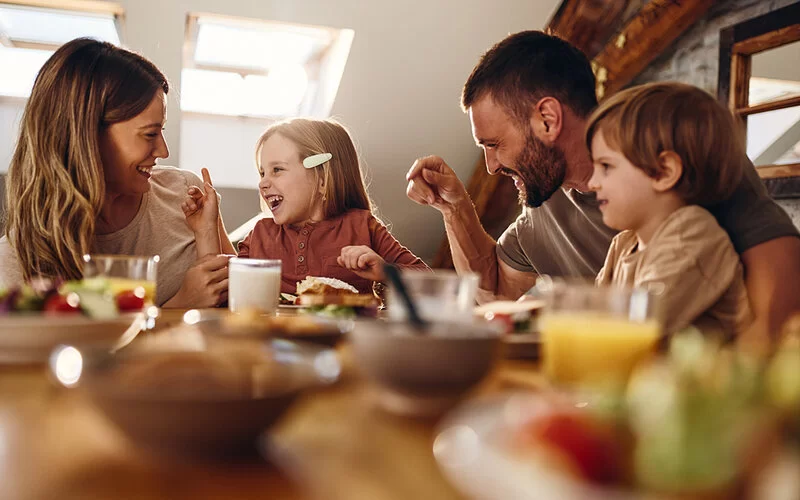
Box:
left=406, top=30, right=800, bottom=338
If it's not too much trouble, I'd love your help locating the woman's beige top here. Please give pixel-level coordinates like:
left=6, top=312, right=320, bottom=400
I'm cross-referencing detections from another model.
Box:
left=0, top=166, right=200, bottom=305
left=596, top=205, right=752, bottom=338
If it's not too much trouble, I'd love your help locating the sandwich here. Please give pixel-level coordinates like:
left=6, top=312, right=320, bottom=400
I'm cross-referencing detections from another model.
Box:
left=295, top=276, right=379, bottom=317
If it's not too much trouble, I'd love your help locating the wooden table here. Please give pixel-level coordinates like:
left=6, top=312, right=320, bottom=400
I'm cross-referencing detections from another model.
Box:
left=0, top=309, right=544, bottom=500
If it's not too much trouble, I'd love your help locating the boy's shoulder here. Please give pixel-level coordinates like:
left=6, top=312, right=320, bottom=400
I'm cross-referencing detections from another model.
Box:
left=648, top=206, right=737, bottom=266
left=662, top=206, right=726, bottom=241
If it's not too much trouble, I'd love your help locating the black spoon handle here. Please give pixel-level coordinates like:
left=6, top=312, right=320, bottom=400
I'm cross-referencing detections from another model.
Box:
left=383, top=264, right=427, bottom=329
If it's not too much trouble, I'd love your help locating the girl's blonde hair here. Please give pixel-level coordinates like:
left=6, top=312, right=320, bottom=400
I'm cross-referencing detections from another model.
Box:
left=5, top=38, right=168, bottom=281
left=255, top=118, right=372, bottom=219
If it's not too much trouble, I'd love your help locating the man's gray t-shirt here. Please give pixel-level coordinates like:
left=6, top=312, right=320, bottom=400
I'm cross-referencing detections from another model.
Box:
left=497, top=158, right=799, bottom=277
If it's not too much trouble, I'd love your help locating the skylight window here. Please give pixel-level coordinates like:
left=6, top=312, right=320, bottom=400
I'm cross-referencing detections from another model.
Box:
left=181, top=14, right=354, bottom=118
left=0, top=2, right=122, bottom=98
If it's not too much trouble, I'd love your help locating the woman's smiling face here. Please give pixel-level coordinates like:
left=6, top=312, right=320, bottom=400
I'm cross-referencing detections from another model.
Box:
left=99, top=90, right=169, bottom=197
left=258, top=133, right=324, bottom=227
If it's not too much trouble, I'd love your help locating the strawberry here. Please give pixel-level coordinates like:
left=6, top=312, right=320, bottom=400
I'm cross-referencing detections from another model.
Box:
left=43, top=294, right=81, bottom=314
left=116, top=290, right=145, bottom=311
left=522, top=411, right=626, bottom=485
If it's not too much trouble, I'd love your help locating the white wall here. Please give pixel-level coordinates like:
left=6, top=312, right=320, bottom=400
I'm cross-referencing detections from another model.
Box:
left=118, top=0, right=559, bottom=261
left=0, top=0, right=559, bottom=261
left=0, top=98, right=23, bottom=172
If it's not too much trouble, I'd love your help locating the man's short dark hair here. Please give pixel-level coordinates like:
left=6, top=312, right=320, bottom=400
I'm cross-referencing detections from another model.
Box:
left=462, top=31, right=598, bottom=122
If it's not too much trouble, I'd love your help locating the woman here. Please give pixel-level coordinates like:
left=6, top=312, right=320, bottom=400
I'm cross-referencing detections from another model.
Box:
left=0, top=38, right=234, bottom=307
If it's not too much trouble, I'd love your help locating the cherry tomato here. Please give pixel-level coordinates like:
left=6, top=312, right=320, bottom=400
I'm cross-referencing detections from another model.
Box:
left=116, top=290, right=145, bottom=311
left=43, top=294, right=81, bottom=314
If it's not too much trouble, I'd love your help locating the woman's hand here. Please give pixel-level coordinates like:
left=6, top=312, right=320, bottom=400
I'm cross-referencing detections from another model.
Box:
left=163, top=254, right=231, bottom=308
left=338, top=246, right=386, bottom=282
left=181, top=168, right=220, bottom=235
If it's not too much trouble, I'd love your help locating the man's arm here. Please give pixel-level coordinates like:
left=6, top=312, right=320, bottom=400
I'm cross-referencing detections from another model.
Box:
left=442, top=197, right=535, bottom=301
left=741, top=236, right=800, bottom=342
left=406, top=155, right=535, bottom=302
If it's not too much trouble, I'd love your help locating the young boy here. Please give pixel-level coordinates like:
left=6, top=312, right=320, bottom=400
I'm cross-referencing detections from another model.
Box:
left=587, top=82, right=752, bottom=338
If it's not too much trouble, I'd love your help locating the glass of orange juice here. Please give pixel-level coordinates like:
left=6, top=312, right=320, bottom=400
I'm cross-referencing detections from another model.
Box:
left=538, top=280, right=662, bottom=387
left=82, top=254, right=159, bottom=310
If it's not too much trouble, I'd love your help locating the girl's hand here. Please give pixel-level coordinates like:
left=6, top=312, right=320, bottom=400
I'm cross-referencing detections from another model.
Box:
left=181, top=168, right=219, bottom=235
left=338, top=246, right=386, bottom=282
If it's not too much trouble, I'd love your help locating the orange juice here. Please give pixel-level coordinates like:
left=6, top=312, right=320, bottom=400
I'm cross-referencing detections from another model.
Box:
left=107, top=278, right=157, bottom=305
left=541, top=312, right=661, bottom=385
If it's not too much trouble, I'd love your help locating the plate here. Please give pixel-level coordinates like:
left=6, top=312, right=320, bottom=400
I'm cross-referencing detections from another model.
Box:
left=186, top=309, right=353, bottom=347
left=278, top=304, right=309, bottom=310
left=0, top=312, right=145, bottom=364
left=433, top=393, right=639, bottom=500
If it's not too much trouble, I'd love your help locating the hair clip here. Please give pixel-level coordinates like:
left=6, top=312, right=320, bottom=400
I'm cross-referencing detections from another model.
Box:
left=303, top=153, right=333, bottom=169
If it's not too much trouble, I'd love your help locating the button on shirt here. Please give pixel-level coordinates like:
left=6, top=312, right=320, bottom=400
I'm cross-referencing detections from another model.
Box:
left=237, top=209, right=429, bottom=294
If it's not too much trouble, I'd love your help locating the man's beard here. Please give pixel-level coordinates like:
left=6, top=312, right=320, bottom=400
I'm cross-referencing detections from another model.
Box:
left=505, top=131, right=567, bottom=208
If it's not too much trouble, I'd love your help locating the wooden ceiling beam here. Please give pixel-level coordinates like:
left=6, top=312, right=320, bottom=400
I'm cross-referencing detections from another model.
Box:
left=592, top=0, right=716, bottom=99
left=547, top=0, right=632, bottom=59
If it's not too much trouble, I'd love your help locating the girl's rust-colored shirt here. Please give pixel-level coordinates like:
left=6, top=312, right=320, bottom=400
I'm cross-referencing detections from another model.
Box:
left=238, top=209, right=429, bottom=294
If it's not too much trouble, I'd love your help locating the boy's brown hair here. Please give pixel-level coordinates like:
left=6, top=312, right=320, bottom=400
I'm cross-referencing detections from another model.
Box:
left=585, top=82, right=744, bottom=205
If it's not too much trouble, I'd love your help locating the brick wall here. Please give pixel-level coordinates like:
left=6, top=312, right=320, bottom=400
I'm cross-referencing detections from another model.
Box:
left=632, top=0, right=800, bottom=229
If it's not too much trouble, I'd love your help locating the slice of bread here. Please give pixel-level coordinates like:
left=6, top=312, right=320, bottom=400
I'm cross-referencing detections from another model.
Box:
left=296, top=276, right=358, bottom=296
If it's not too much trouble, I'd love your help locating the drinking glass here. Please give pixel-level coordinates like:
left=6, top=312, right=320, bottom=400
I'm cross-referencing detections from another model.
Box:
left=82, top=254, right=159, bottom=308
left=387, top=270, right=479, bottom=323
left=228, top=258, right=282, bottom=314
left=538, top=280, right=662, bottom=386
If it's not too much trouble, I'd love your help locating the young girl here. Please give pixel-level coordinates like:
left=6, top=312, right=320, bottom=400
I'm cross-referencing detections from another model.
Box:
left=182, top=118, right=429, bottom=295
left=586, top=82, right=752, bottom=338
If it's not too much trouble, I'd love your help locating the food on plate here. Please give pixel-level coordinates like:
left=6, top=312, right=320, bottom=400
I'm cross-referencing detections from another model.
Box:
left=0, top=277, right=148, bottom=318
left=279, top=293, right=297, bottom=305
left=294, top=276, right=379, bottom=317
left=516, top=407, right=630, bottom=485
left=511, top=329, right=799, bottom=497
left=474, top=299, right=544, bottom=333
left=296, top=276, right=359, bottom=295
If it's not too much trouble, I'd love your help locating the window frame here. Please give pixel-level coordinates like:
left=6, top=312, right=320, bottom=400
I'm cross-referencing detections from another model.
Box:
left=718, top=2, right=800, bottom=181
left=181, top=12, right=344, bottom=119
left=0, top=0, right=124, bottom=51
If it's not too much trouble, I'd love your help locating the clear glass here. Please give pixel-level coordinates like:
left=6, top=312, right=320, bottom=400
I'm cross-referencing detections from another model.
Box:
left=82, top=254, right=159, bottom=307
left=538, top=281, right=662, bottom=386
left=228, top=258, right=282, bottom=314
left=387, top=270, right=479, bottom=323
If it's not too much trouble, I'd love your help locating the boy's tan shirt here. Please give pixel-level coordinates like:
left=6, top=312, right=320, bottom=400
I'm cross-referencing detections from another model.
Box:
left=596, top=205, right=752, bottom=338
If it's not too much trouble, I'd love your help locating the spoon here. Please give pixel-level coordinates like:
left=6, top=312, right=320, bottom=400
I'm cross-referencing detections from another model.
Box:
left=383, top=264, right=428, bottom=331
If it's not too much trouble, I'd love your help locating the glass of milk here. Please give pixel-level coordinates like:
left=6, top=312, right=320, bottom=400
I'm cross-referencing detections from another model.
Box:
left=228, top=258, right=282, bottom=314
left=387, top=270, right=479, bottom=323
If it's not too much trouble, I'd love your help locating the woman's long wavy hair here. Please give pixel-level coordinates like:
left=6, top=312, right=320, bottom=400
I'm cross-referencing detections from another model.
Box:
left=5, top=38, right=168, bottom=281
